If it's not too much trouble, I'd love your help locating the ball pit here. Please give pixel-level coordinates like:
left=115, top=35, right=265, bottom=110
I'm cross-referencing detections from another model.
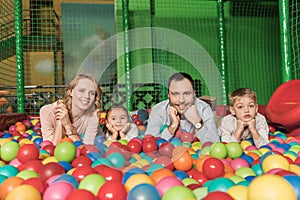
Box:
left=1, top=118, right=300, bottom=199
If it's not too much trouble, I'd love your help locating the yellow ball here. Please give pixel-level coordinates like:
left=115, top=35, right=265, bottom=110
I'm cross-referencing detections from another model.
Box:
left=240, top=140, right=252, bottom=150
left=227, top=185, right=248, bottom=200
left=6, top=185, right=41, bottom=200
left=42, top=156, right=58, bottom=165
left=125, top=174, right=154, bottom=192
left=289, top=164, right=300, bottom=175
left=262, top=154, right=290, bottom=173
left=248, top=174, right=296, bottom=200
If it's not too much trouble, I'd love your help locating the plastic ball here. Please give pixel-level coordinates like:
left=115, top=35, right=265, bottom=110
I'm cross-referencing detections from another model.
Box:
left=38, top=162, right=65, bottom=183
left=230, top=158, right=250, bottom=171
left=107, top=152, right=126, bottom=168
left=173, top=170, right=189, bottom=180
left=203, top=191, right=233, bottom=200
left=155, top=176, right=184, bottom=196
left=125, top=173, right=155, bottom=192
left=16, top=169, right=39, bottom=180
left=54, top=142, right=76, bottom=162
left=97, top=180, right=127, bottom=200
left=150, top=168, right=175, bottom=184
left=202, top=157, right=225, bottom=180
left=22, top=177, right=45, bottom=194
left=0, top=176, right=24, bottom=200
left=71, top=155, right=92, bottom=168
left=17, top=143, right=39, bottom=164
left=209, top=142, right=227, bottom=159
left=283, top=175, right=300, bottom=199
left=159, top=142, right=175, bottom=157
left=207, top=177, right=235, bottom=193
left=0, top=165, right=19, bottom=178
left=226, top=142, right=243, bottom=159
left=66, top=189, right=96, bottom=200
left=122, top=167, right=146, bottom=184
left=262, top=154, right=290, bottom=173
left=248, top=174, right=296, bottom=200
left=161, top=185, right=196, bottom=200
left=127, top=139, right=142, bottom=153
left=5, top=185, right=41, bottom=200
left=235, top=167, right=256, bottom=178
left=78, top=174, right=106, bottom=196
left=172, top=150, right=193, bottom=172
left=72, top=166, right=97, bottom=182
left=127, top=183, right=160, bottom=200
left=43, top=181, right=74, bottom=200
left=53, top=174, right=79, bottom=188
left=0, top=141, right=20, bottom=162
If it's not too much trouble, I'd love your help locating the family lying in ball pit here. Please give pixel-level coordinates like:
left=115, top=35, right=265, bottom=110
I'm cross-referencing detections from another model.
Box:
left=39, top=72, right=269, bottom=148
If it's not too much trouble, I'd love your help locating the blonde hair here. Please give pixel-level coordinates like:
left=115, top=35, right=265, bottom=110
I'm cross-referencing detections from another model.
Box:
left=229, top=88, right=257, bottom=106
left=63, top=73, right=102, bottom=122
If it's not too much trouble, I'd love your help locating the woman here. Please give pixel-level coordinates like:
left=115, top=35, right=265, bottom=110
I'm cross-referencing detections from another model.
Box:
left=40, top=73, right=102, bottom=145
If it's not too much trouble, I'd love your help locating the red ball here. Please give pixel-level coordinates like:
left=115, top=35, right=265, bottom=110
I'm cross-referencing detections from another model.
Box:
left=268, top=124, right=276, bottom=133
left=180, top=132, right=194, bottom=143
left=97, top=180, right=127, bottom=200
left=66, top=189, right=97, bottom=200
left=72, top=155, right=92, bottom=168
left=134, top=119, right=143, bottom=125
left=142, top=139, right=157, bottom=153
left=38, top=162, right=65, bottom=183
left=80, top=144, right=98, bottom=155
left=159, top=142, right=175, bottom=157
left=187, top=168, right=208, bottom=186
left=131, top=114, right=138, bottom=121
left=42, top=144, right=55, bottom=156
left=72, top=166, right=97, bottom=182
left=17, top=144, right=40, bottom=164
left=18, top=160, right=43, bottom=173
left=202, top=157, right=225, bottom=180
left=203, top=191, right=233, bottom=200
left=127, top=139, right=142, bottom=153
left=94, top=165, right=123, bottom=182
left=22, top=177, right=45, bottom=194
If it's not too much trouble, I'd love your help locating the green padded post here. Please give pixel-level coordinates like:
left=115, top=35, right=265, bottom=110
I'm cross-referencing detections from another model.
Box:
left=14, top=0, right=25, bottom=113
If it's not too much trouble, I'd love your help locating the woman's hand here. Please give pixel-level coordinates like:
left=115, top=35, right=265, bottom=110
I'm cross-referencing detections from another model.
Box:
left=55, top=100, right=72, bottom=128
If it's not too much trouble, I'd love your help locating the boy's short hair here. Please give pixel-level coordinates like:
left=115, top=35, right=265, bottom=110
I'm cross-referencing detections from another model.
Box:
left=229, top=88, right=257, bottom=106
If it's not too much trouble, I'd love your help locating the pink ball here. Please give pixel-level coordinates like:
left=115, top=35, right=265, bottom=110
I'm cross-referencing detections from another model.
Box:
left=230, top=158, right=250, bottom=171
left=245, top=146, right=258, bottom=151
left=43, top=182, right=74, bottom=200
left=153, top=156, right=174, bottom=171
left=180, top=132, right=194, bottom=143
left=156, top=176, right=184, bottom=196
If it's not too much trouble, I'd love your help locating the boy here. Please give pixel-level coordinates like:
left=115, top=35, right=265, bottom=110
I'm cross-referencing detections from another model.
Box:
left=218, top=88, right=269, bottom=148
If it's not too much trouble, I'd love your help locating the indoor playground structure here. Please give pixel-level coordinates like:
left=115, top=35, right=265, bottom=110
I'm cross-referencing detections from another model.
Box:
left=1, top=0, right=300, bottom=199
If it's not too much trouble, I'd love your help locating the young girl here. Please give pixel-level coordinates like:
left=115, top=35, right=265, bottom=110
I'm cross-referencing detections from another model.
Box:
left=40, top=73, right=102, bottom=145
left=218, top=88, right=269, bottom=148
left=103, top=103, right=139, bottom=141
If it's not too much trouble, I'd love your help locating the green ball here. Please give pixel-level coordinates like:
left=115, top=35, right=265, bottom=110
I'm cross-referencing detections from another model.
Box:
left=54, top=142, right=76, bottom=162
left=0, top=141, right=20, bottom=162
left=78, top=174, right=106, bottom=195
left=226, top=142, right=243, bottom=159
left=209, top=142, right=228, bottom=159
left=162, top=186, right=196, bottom=200
left=235, top=167, right=256, bottom=178
left=17, top=169, right=39, bottom=180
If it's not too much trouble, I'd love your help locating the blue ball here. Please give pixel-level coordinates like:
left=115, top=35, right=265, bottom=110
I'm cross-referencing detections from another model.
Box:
left=53, top=173, right=79, bottom=188
left=174, top=170, right=189, bottom=180
left=122, top=168, right=146, bottom=184
left=283, top=175, right=300, bottom=200
left=58, top=161, right=73, bottom=172
left=127, top=183, right=160, bottom=200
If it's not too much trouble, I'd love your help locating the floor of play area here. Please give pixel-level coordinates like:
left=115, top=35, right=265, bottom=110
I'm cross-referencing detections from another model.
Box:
left=0, top=108, right=300, bottom=200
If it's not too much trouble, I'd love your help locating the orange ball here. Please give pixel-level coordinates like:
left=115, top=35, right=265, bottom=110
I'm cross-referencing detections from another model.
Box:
left=173, top=151, right=193, bottom=172
left=150, top=168, right=175, bottom=184
left=195, top=155, right=211, bottom=173
left=0, top=177, right=24, bottom=199
left=15, top=124, right=27, bottom=133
